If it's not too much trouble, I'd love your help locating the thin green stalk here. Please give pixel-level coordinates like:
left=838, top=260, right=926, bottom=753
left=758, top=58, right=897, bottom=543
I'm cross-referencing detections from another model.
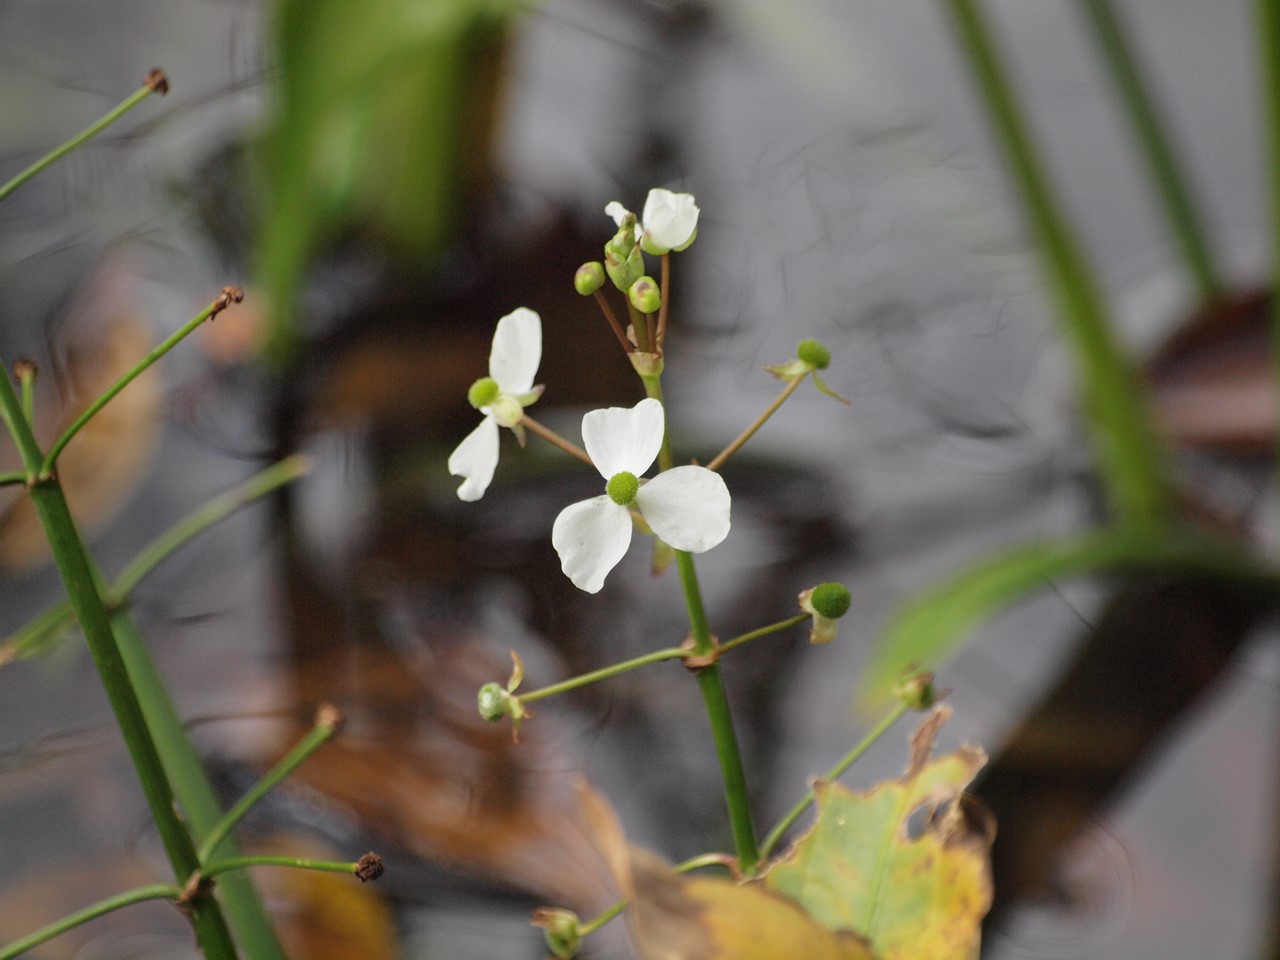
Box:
left=110, top=610, right=287, bottom=959
left=197, top=707, right=341, bottom=865
left=1262, top=0, right=1280, bottom=483
left=578, top=853, right=732, bottom=937
left=718, top=614, right=811, bottom=656
left=706, top=374, right=807, bottom=472
left=0, top=884, right=180, bottom=960
left=757, top=702, right=910, bottom=861
left=1078, top=0, right=1221, bottom=301
left=0, top=470, right=26, bottom=487
left=943, top=0, right=1172, bottom=528
left=204, top=856, right=362, bottom=880
left=0, top=365, right=238, bottom=958
left=16, top=361, right=36, bottom=428
left=111, top=454, right=310, bottom=600
left=640, top=373, right=759, bottom=870
left=0, top=70, right=167, bottom=204
left=42, top=288, right=243, bottom=475
left=520, top=647, right=689, bottom=704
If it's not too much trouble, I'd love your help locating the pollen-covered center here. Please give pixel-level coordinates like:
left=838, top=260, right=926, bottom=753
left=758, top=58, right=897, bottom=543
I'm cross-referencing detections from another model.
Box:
left=606, top=471, right=640, bottom=506
left=468, top=376, right=500, bottom=409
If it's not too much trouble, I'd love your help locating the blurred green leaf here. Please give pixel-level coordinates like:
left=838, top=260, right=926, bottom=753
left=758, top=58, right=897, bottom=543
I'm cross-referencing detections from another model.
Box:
left=257, top=0, right=524, bottom=362
left=863, top=527, right=1273, bottom=700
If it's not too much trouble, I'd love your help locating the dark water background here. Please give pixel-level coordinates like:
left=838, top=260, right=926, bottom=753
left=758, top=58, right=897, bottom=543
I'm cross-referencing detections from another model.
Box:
left=1, top=1, right=1276, bottom=958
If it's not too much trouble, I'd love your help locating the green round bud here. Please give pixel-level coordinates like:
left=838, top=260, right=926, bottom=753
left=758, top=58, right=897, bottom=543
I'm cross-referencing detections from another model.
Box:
left=468, top=377, right=500, bottom=409
left=477, top=682, right=508, bottom=722
left=629, top=276, right=661, bottom=314
left=809, top=582, right=851, bottom=620
left=796, top=338, right=832, bottom=370
left=574, top=261, right=606, bottom=296
left=606, top=471, right=639, bottom=506
left=535, top=909, right=583, bottom=959
left=894, top=670, right=938, bottom=711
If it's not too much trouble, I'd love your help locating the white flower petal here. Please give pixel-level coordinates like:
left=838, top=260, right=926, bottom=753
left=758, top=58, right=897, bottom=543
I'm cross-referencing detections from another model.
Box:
left=581, top=398, right=664, bottom=479
left=448, top=416, right=500, bottom=502
left=489, top=307, right=541, bottom=395
left=641, top=189, right=699, bottom=253
left=635, top=466, right=730, bottom=553
left=552, top=496, right=634, bottom=593
left=604, top=201, right=632, bottom=227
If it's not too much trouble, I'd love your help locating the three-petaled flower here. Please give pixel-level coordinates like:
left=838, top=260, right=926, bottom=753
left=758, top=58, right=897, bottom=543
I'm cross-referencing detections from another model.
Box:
left=448, top=308, right=543, bottom=501
left=552, top=398, right=730, bottom=593
left=606, top=188, right=700, bottom=256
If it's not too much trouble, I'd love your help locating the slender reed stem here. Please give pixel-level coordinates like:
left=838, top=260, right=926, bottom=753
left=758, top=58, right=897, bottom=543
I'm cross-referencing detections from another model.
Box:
left=943, top=0, right=1172, bottom=528
left=0, top=71, right=167, bottom=204
left=42, top=287, right=243, bottom=475
left=0, top=471, right=26, bottom=487
left=657, top=253, right=671, bottom=350
left=757, top=702, right=910, bottom=861
left=706, top=375, right=807, bottom=472
left=594, top=290, right=634, bottom=353
left=628, top=302, right=652, bottom=352
left=0, top=884, right=180, bottom=960
left=197, top=706, right=342, bottom=864
left=1078, top=0, right=1221, bottom=302
left=718, top=614, right=811, bottom=656
left=520, top=414, right=593, bottom=465
left=16, top=362, right=36, bottom=428
left=204, top=856, right=363, bottom=880
left=0, top=365, right=238, bottom=957
left=520, top=647, right=689, bottom=704
left=642, top=373, right=759, bottom=872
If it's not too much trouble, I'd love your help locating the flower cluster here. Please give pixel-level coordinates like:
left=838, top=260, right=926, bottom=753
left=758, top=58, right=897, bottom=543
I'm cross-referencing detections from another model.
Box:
left=449, top=189, right=724, bottom=595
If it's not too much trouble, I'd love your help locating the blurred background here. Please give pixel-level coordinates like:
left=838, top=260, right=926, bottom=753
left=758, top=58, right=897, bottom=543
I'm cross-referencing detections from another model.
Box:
left=1, top=1, right=1278, bottom=957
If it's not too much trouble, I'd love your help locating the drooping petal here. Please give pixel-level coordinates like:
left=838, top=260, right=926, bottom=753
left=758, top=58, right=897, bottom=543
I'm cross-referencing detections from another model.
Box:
left=604, top=201, right=633, bottom=227
left=448, top=416, right=500, bottom=502
left=641, top=189, right=699, bottom=253
left=489, top=307, right=542, bottom=395
left=551, top=496, right=634, bottom=593
left=635, top=466, right=730, bottom=553
left=581, top=398, right=665, bottom=479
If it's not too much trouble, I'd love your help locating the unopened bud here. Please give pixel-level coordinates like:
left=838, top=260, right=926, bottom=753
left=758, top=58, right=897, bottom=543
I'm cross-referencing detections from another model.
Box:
left=629, top=277, right=661, bottom=315
left=532, top=907, right=583, bottom=959
left=574, top=262, right=606, bottom=296
left=894, top=670, right=938, bottom=711
left=478, top=682, right=509, bottom=722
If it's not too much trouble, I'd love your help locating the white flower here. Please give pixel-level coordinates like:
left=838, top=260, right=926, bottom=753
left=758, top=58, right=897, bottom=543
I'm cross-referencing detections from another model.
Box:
left=604, top=189, right=700, bottom=255
left=448, top=308, right=542, bottom=501
left=551, top=398, right=730, bottom=593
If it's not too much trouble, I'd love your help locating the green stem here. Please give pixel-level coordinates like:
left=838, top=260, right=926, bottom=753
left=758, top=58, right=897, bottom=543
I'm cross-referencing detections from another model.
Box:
left=111, top=454, right=310, bottom=601
left=1078, top=0, right=1221, bottom=301
left=204, top=856, right=361, bottom=880
left=1261, top=0, right=1280, bottom=482
left=0, top=72, right=166, bottom=204
left=109, top=610, right=287, bottom=959
left=197, top=708, right=341, bottom=864
left=0, top=364, right=238, bottom=958
left=642, top=372, right=758, bottom=872
left=578, top=853, right=732, bottom=937
left=706, top=375, right=807, bottom=472
left=42, top=288, right=242, bottom=476
left=757, top=702, right=911, bottom=861
left=943, top=0, right=1172, bottom=528
left=718, top=614, right=811, bottom=656
left=0, top=470, right=26, bottom=487
left=0, top=884, right=180, bottom=960
left=520, top=647, right=689, bottom=704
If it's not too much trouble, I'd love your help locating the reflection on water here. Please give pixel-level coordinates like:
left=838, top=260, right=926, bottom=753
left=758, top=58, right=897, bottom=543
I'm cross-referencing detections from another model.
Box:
left=1, top=1, right=1277, bottom=958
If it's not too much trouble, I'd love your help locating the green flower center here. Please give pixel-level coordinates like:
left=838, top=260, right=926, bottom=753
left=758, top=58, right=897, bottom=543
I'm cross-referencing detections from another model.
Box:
left=796, top=338, right=832, bottom=370
left=606, top=471, right=640, bottom=506
left=809, top=582, right=851, bottom=619
left=468, top=377, right=500, bottom=409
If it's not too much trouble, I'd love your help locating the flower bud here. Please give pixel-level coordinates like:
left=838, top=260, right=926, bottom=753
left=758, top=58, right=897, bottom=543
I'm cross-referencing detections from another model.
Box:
left=894, top=670, right=939, bottom=711
left=574, top=262, right=606, bottom=296
left=467, top=377, right=500, bottom=409
left=628, top=276, right=661, bottom=314
left=477, top=682, right=509, bottom=722
left=796, top=338, right=832, bottom=370
left=532, top=907, right=583, bottom=959
left=798, top=582, right=851, bottom=645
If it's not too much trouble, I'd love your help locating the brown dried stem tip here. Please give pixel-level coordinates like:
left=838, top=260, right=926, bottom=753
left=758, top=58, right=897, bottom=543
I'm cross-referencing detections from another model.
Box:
left=315, top=702, right=345, bottom=734
left=355, top=852, right=385, bottom=883
left=11, top=358, right=38, bottom=382
left=145, top=69, right=170, bottom=96
left=210, top=286, right=245, bottom=319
